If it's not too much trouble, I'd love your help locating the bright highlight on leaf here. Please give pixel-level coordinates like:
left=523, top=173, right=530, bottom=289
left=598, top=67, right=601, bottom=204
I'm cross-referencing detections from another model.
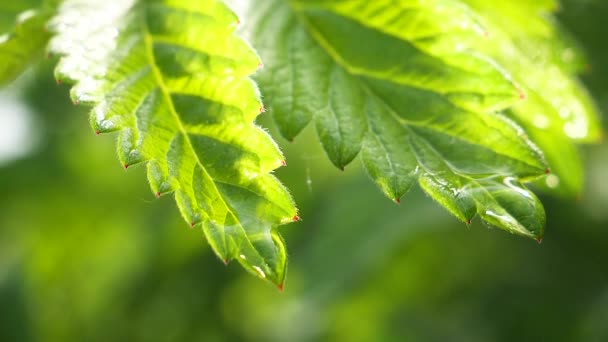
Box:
left=244, top=0, right=554, bottom=239
left=461, top=0, right=602, bottom=196
left=48, top=0, right=298, bottom=286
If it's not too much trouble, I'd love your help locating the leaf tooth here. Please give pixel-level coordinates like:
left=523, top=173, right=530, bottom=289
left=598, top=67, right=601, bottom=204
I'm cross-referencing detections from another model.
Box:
left=418, top=175, right=476, bottom=224
left=89, top=107, right=121, bottom=134
left=117, top=129, right=145, bottom=167
left=174, top=189, right=203, bottom=228
left=202, top=220, right=234, bottom=263
left=146, top=161, right=176, bottom=196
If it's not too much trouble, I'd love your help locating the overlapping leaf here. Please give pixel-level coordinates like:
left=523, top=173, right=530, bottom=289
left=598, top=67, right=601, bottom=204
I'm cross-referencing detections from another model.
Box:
left=243, top=0, right=549, bottom=239
left=0, top=1, right=53, bottom=85
left=48, top=0, right=298, bottom=286
left=462, top=0, right=602, bottom=196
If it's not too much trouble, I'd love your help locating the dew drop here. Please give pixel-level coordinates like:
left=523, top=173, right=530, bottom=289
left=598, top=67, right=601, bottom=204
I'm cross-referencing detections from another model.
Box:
left=545, top=174, right=560, bottom=189
left=252, top=266, right=266, bottom=279
left=532, top=115, right=549, bottom=129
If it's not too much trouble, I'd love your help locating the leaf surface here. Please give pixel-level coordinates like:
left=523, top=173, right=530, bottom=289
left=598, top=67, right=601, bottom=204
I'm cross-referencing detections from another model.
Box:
left=49, top=0, right=298, bottom=286
left=462, top=0, right=603, bottom=195
left=244, top=0, right=549, bottom=238
left=0, top=1, right=52, bottom=85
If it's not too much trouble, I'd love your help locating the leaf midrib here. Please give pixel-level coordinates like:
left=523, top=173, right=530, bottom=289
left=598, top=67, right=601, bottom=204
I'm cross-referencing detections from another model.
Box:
left=138, top=7, right=271, bottom=269
left=289, top=2, right=513, bottom=98
left=288, top=3, right=543, bottom=175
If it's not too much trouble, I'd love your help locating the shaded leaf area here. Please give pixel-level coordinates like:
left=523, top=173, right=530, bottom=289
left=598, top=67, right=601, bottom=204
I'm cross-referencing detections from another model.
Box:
left=48, top=0, right=298, bottom=286
left=462, top=0, right=603, bottom=196
left=246, top=0, right=548, bottom=239
left=0, top=1, right=53, bottom=86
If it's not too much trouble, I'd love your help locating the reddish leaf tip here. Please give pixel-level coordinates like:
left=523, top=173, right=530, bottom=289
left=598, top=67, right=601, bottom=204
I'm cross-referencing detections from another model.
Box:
left=123, top=164, right=129, bottom=170
left=536, top=238, right=543, bottom=244
left=56, top=79, right=62, bottom=85
left=73, top=100, right=80, bottom=106
left=293, top=215, right=300, bottom=222
left=259, top=105, right=266, bottom=113
left=223, top=258, right=230, bottom=265
left=258, top=62, right=264, bottom=70
left=395, top=198, right=401, bottom=204
left=518, top=89, right=527, bottom=100
left=155, top=192, right=161, bottom=199
left=277, top=283, right=284, bottom=292
left=466, top=219, right=472, bottom=225
left=545, top=168, right=551, bottom=174
left=190, top=222, right=196, bottom=228
left=95, top=130, right=100, bottom=135
left=280, top=160, right=287, bottom=167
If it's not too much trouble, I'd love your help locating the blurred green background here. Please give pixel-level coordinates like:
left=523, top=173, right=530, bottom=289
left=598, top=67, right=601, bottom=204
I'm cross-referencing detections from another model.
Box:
left=1, top=1, right=607, bottom=341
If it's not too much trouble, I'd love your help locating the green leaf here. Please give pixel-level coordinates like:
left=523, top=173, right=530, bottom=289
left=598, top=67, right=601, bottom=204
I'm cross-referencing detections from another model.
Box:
left=0, top=2, right=52, bottom=86
left=49, top=0, right=298, bottom=286
left=462, top=0, right=603, bottom=195
left=244, top=0, right=548, bottom=238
